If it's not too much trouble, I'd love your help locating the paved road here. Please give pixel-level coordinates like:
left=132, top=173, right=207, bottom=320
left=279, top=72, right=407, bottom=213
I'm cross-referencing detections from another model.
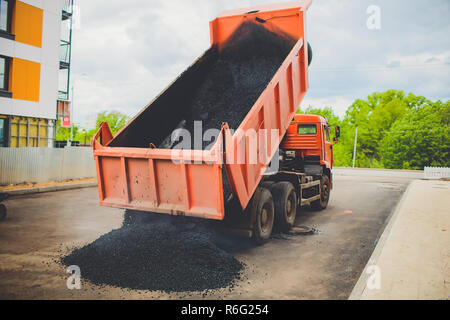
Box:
left=0, top=175, right=412, bottom=299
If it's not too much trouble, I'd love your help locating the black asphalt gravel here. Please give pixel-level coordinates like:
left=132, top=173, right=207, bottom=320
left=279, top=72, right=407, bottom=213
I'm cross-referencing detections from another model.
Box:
left=160, top=21, right=296, bottom=150
left=62, top=211, right=246, bottom=293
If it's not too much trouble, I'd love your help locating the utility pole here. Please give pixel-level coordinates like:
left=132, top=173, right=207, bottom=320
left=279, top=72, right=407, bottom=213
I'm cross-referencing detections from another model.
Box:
left=352, top=126, right=358, bottom=168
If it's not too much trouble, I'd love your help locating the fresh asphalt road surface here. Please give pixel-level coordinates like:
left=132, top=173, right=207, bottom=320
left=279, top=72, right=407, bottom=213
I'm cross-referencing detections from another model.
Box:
left=0, top=174, right=412, bottom=299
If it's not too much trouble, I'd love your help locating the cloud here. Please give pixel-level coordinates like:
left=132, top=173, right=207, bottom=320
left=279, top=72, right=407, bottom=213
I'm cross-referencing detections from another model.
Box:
left=70, top=0, right=450, bottom=127
left=387, top=61, right=401, bottom=68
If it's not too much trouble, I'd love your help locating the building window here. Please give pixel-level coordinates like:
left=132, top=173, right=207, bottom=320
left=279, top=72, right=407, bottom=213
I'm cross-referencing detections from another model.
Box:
left=0, top=56, right=6, bottom=89
left=0, top=0, right=9, bottom=31
left=0, top=0, right=14, bottom=39
left=0, top=55, right=12, bottom=97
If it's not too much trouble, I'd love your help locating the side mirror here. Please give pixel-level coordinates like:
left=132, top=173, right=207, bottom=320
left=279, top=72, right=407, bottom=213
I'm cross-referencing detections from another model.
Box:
left=335, top=125, right=341, bottom=139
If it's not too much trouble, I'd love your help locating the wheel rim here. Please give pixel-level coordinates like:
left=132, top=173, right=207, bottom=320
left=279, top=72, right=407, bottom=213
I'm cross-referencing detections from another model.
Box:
left=261, top=208, right=268, bottom=225
left=260, top=204, right=272, bottom=233
left=322, top=182, right=329, bottom=202
left=286, top=193, right=295, bottom=219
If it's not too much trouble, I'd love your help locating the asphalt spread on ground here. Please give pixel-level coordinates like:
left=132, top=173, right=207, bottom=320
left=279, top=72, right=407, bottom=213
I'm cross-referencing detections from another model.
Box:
left=62, top=210, right=248, bottom=293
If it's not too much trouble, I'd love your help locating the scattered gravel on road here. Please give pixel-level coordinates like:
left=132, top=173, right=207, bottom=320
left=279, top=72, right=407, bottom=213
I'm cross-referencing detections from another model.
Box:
left=62, top=210, right=246, bottom=293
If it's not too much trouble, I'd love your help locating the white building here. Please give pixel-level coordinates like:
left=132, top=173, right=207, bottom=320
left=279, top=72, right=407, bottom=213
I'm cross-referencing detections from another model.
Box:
left=0, top=0, right=72, bottom=147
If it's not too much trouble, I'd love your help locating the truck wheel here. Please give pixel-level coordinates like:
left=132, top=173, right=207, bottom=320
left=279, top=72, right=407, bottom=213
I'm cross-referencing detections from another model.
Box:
left=0, top=204, right=6, bottom=221
left=260, top=180, right=275, bottom=189
left=251, top=188, right=275, bottom=245
left=311, top=175, right=330, bottom=211
left=272, top=182, right=297, bottom=232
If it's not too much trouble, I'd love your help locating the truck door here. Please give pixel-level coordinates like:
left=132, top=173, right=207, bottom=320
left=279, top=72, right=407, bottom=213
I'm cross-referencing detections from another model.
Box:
left=323, top=125, right=333, bottom=168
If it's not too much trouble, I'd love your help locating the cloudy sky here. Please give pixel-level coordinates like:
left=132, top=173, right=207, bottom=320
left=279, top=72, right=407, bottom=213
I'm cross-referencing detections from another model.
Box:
left=69, top=0, right=450, bottom=128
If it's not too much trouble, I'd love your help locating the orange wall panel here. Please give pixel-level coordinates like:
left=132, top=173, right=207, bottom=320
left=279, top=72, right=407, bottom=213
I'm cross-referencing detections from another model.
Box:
left=11, top=58, right=41, bottom=102
left=12, top=1, right=43, bottom=48
left=11, top=58, right=27, bottom=99
left=26, top=60, right=41, bottom=102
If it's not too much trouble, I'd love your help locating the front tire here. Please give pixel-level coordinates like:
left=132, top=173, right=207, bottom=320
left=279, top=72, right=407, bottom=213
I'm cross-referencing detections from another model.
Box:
left=250, top=188, right=275, bottom=245
left=311, top=175, right=330, bottom=211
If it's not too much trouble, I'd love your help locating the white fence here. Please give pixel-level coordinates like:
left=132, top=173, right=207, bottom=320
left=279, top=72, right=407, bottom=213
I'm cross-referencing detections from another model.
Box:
left=0, top=147, right=96, bottom=186
left=333, top=168, right=424, bottom=179
left=424, top=167, right=450, bottom=180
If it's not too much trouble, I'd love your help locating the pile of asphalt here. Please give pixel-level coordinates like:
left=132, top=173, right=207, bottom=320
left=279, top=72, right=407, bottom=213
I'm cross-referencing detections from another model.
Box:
left=62, top=210, right=246, bottom=293
left=160, top=21, right=296, bottom=150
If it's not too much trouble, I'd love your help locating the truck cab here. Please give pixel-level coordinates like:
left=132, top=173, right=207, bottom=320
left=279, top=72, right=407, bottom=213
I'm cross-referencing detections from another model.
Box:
left=280, top=114, right=338, bottom=189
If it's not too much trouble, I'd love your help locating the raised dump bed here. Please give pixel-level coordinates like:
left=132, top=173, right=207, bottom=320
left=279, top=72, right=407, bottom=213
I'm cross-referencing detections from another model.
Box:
left=92, top=1, right=312, bottom=221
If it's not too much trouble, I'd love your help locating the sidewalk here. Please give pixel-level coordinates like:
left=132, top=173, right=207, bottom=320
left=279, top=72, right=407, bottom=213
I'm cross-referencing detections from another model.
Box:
left=350, top=179, right=450, bottom=300
left=0, top=178, right=97, bottom=196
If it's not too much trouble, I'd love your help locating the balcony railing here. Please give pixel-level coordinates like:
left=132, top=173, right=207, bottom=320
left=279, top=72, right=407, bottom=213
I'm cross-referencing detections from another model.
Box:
left=62, top=0, right=73, bottom=17
left=59, top=40, right=70, bottom=66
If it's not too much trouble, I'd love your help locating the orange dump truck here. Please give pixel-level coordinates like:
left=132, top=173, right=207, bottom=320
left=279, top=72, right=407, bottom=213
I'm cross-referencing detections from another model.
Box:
left=92, top=1, right=339, bottom=243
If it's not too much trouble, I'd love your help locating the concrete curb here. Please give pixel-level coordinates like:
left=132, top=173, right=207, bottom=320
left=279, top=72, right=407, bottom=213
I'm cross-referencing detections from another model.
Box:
left=2, top=181, right=98, bottom=196
left=334, top=167, right=424, bottom=173
left=348, top=182, right=413, bottom=300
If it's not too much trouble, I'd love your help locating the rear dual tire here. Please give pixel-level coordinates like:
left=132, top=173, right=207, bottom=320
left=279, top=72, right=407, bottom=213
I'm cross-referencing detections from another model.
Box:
left=250, top=187, right=275, bottom=245
left=251, top=182, right=298, bottom=244
left=272, top=182, right=297, bottom=232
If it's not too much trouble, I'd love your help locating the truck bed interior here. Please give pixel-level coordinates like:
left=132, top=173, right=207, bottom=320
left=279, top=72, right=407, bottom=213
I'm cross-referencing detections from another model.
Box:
left=107, top=21, right=297, bottom=150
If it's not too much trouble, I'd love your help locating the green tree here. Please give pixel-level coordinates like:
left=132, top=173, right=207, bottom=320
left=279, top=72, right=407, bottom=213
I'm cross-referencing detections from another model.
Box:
left=342, top=90, right=428, bottom=167
left=380, top=100, right=450, bottom=169
left=94, top=111, right=129, bottom=135
left=297, top=90, right=440, bottom=168
left=55, top=111, right=129, bottom=144
left=55, top=120, right=80, bottom=141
